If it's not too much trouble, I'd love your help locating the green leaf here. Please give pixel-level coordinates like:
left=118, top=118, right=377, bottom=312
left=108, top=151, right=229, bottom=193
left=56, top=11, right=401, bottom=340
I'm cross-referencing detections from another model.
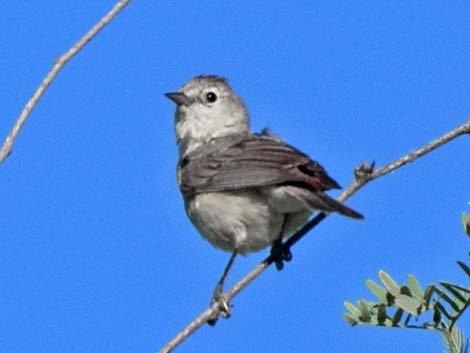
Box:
left=434, top=301, right=454, bottom=322
left=379, top=270, right=401, bottom=296
left=457, top=261, right=470, bottom=279
left=433, top=304, right=442, bottom=326
left=391, top=308, right=404, bottom=326
left=395, top=294, right=422, bottom=315
left=441, top=282, right=470, bottom=294
left=441, top=282, right=469, bottom=306
left=400, top=285, right=412, bottom=296
left=423, top=285, right=437, bottom=307
left=377, top=304, right=387, bottom=325
left=366, top=279, right=387, bottom=302
left=443, top=325, right=466, bottom=353
left=433, top=287, right=462, bottom=313
left=343, top=313, right=358, bottom=326
left=407, top=274, right=424, bottom=298
left=358, top=300, right=372, bottom=322
left=344, top=301, right=361, bottom=318
left=462, top=213, right=470, bottom=236
left=404, top=313, right=412, bottom=326
left=385, top=292, right=396, bottom=305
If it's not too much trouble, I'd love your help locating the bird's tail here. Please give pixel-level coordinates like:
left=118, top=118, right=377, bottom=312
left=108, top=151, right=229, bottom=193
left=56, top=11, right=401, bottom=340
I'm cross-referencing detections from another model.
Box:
left=306, top=192, right=364, bottom=219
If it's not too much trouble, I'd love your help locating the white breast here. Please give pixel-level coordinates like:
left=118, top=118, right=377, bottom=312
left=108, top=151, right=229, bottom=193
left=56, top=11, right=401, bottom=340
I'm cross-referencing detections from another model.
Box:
left=185, top=190, right=284, bottom=254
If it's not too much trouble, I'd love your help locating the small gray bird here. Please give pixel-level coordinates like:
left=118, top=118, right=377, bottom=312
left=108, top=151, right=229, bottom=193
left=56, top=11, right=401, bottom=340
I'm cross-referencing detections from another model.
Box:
left=165, top=75, right=363, bottom=314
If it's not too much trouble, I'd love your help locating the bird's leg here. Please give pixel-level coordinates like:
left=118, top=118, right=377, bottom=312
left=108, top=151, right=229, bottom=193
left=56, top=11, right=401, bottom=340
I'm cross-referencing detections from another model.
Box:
left=208, top=250, right=238, bottom=326
left=270, top=217, right=292, bottom=270
left=212, top=250, right=237, bottom=300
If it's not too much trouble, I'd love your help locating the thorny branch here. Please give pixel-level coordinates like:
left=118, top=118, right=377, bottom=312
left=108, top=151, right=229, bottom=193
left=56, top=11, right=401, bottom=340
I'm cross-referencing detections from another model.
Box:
left=158, top=120, right=470, bottom=353
left=0, top=0, right=132, bottom=165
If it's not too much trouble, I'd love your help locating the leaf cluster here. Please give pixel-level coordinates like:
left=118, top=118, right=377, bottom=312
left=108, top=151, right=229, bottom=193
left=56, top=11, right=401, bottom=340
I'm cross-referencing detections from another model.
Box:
left=344, top=264, right=470, bottom=353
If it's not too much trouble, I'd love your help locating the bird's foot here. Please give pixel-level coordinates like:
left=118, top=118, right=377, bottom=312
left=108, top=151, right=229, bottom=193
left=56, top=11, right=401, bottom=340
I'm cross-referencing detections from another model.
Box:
left=207, top=283, right=231, bottom=326
left=270, top=240, right=292, bottom=271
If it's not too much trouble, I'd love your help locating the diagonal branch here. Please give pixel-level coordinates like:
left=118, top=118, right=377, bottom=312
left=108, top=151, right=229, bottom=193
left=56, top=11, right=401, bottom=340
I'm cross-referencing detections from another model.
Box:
left=0, top=0, right=132, bottom=165
left=158, top=119, right=470, bottom=353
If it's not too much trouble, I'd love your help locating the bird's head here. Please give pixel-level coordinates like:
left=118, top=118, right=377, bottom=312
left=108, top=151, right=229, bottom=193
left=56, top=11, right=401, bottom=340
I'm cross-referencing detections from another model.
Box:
left=165, top=75, right=250, bottom=155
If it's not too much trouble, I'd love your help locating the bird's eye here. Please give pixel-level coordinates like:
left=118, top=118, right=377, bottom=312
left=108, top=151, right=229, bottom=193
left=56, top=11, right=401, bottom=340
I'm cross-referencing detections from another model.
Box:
left=206, top=92, right=217, bottom=103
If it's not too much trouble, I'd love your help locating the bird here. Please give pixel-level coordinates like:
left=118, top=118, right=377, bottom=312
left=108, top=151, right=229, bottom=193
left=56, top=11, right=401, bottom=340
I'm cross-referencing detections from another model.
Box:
left=165, top=75, right=363, bottom=320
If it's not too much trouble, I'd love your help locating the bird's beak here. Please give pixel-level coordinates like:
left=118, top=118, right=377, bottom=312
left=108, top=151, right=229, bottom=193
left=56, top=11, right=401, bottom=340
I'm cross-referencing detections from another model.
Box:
left=165, top=92, right=193, bottom=107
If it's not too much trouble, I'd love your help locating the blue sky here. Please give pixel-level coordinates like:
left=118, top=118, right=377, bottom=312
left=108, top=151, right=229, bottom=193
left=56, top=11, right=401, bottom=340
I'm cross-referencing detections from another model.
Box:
left=1, top=1, right=470, bottom=353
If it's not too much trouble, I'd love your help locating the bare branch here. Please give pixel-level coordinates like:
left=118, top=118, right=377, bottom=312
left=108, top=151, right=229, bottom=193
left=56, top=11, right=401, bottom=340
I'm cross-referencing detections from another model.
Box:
left=0, top=0, right=132, bottom=165
left=337, top=120, right=470, bottom=203
left=158, top=120, right=470, bottom=353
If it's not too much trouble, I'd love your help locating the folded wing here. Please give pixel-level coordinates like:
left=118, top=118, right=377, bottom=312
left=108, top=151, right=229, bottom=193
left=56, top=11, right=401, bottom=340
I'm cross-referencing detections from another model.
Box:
left=179, top=133, right=341, bottom=197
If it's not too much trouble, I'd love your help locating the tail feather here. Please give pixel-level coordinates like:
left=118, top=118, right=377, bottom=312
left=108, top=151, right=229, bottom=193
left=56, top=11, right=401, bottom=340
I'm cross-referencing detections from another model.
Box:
left=306, top=192, right=364, bottom=220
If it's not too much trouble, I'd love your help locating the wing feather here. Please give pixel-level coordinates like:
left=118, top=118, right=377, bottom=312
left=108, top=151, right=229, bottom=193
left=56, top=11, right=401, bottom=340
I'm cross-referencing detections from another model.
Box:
left=179, top=134, right=341, bottom=197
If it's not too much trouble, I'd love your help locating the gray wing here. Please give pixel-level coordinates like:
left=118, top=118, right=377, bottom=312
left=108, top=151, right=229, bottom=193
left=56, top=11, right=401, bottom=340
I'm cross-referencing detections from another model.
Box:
left=179, top=134, right=341, bottom=197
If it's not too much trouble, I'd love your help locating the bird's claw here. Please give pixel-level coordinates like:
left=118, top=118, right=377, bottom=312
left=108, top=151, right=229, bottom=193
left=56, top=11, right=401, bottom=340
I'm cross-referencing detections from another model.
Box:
left=270, top=241, right=292, bottom=271
left=207, top=284, right=232, bottom=326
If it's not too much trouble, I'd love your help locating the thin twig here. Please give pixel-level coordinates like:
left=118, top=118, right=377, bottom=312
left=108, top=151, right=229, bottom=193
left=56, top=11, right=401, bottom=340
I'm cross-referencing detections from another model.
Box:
left=158, top=120, right=470, bottom=353
left=337, top=120, right=470, bottom=203
left=0, top=0, right=132, bottom=165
